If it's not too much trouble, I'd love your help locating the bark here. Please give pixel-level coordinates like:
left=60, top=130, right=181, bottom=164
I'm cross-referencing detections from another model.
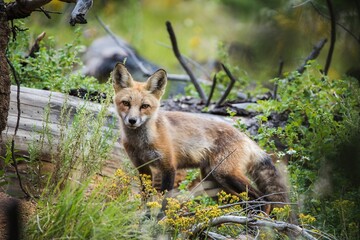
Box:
left=0, top=0, right=11, bottom=150
left=5, top=0, right=52, bottom=20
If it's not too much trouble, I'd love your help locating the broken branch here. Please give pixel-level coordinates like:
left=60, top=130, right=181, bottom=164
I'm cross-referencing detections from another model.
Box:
left=5, top=0, right=52, bottom=20
left=273, top=59, right=284, bottom=99
left=215, top=63, right=236, bottom=107
left=324, top=0, right=336, bottom=76
left=26, top=31, right=46, bottom=58
left=296, top=38, right=327, bottom=75
left=166, top=21, right=207, bottom=101
left=191, top=215, right=318, bottom=240
left=205, top=74, right=217, bottom=107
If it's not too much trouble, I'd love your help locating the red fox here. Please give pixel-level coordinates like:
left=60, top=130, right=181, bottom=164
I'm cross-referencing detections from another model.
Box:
left=112, top=63, right=289, bottom=211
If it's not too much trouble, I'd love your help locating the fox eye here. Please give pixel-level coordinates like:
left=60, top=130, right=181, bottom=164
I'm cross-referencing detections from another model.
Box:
left=122, top=101, right=130, bottom=107
left=141, top=104, right=150, bottom=109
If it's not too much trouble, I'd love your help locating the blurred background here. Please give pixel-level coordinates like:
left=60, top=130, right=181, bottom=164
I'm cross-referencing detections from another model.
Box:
left=19, top=0, right=360, bottom=84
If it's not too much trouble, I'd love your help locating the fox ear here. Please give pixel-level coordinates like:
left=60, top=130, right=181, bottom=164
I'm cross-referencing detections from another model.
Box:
left=146, top=69, right=167, bottom=99
left=112, top=63, right=133, bottom=92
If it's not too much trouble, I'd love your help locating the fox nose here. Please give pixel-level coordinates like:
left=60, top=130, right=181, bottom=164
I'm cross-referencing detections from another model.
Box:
left=128, top=118, right=137, bottom=125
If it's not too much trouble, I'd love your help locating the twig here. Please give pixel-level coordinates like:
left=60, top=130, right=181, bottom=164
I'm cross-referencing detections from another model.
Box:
left=215, top=63, right=236, bottom=107
left=296, top=38, right=327, bottom=75
left=5, top=56, right=30, bottom=198
left=38, top=6, right=51, bottom=19
left=95, top=15, right=152, bottom=76
left=310, top=1, right=360, bottom=44
left=191, top=216, right=319, bottom=240
left=5, top=0, right=52, bottom=20
left=324, top=0, right=336, bottom=76
left=205, top=74, right=217, bottom=107
left=26, top=31, right=46, bottom=58
left=166, top=21, right=207, bottom=101
left=273, top=59, right=284, bottom=99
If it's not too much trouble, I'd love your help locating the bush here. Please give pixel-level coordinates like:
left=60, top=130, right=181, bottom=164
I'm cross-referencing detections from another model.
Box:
left=255, top=62, right=360, bottom=239
left=7, top=21, right=106, bottom=93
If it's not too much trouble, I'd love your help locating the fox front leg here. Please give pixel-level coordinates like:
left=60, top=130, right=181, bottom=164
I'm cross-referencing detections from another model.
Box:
left=160, top=168, right=176, bottom=193
left=158, top=168, right=176, bottom=220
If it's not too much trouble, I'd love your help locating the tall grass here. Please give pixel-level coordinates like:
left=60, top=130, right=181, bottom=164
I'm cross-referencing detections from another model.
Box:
left=25, top=178, right=155, bottom=239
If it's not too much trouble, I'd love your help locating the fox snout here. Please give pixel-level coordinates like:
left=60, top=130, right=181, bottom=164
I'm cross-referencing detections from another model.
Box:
left=123, top=115, right=145, bottom=129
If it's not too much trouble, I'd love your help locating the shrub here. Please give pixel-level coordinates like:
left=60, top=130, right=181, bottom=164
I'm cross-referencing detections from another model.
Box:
left=255, top=62, right=360, bottom=239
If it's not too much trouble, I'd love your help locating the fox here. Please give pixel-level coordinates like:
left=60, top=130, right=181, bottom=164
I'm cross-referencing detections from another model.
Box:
left=112, top=63, right=289, bottom=213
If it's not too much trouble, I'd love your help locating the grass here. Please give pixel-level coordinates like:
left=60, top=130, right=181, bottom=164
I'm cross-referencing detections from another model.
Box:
left=25, top=177, right=156, bottom=239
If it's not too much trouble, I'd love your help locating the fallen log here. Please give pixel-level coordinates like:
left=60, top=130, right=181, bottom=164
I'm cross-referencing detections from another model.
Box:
left=1, top=86, right=125, bottom=197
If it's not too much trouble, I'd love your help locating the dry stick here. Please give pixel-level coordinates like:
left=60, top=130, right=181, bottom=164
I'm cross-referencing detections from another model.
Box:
left=5, top=56, right=30, bottom=198
left=166, top=21, right=207, bottom=102
left=96, top=17, right=203, bottom=83
left=191, top=215, right=318, bottom=240
left=324, top=0, right=336, bottom=76
left=154, top=41, right=211, bottom=83
left=5, top=0, right=52, bottom=20
left=310, top=2, right=360, bottom=44
left=205, top=74, right=217, bottom=107
left=273, top=59, right=284, bottom=100
left=295, top=38, right=327, bottom=76
left=95, top=15, right=152, bottom=76
left=26, top=31, right=46, bottom=58
left=215, top=63, right=236, bottom=107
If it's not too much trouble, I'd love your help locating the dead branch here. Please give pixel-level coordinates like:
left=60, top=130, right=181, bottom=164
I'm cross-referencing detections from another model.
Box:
left=26, top=31, right=45, bottom=58
left=95, top=15, right=153, bottom=76
left=215, top=64, right=236, bottom=107
left=191, top=215, right=319, bottom=240
left=296, top=38, right=327, bottom=75
left=205, top=74, right=217, bottom=107
left=166, top=21, right=207, bottom=101
left=273, top=59, right=284, bottom=99
left=5, top=0, right=52, bottom=20
left=324, top=0, right=336, bottom=76
left=66, top=0, right=93, bottom=26
left=5, top=0, right=92, bottom=26
left=310, top=1, right=360, bottom=44
left=5, top=55, right=30, bottom=198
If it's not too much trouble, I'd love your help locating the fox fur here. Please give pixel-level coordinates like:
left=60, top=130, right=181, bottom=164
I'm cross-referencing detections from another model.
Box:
left=112, top=63, right=289, bottom=211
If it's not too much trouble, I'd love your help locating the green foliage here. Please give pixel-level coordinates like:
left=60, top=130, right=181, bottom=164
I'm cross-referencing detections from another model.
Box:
left=255, top=62, right=360, bottom=239
left=7, top=22, right=106, bottom=93
left=178, top=169, right=199, bottom=192
left=25, top=176, right=155, bottom=239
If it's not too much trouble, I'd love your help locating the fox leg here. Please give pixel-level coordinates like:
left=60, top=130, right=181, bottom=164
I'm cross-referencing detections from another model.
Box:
left=160, top=168, right=176, bottom=192
left=200, top=167, right=261, bottom=201
left=212, top=171, right=262, bottom=200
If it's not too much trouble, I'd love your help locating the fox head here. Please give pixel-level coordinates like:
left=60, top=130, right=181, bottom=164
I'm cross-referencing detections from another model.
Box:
left=112, top=63, right=167, bottom=129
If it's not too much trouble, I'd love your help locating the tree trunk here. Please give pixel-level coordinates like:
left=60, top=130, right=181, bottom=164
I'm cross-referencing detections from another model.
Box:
left=0, top=0, right=11, bottom=153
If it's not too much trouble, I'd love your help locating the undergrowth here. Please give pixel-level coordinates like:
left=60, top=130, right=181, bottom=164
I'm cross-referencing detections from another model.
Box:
left=7, top=21, right=106, bottom=93
left=253, top=62, right=360, bottom=239
left=4, top=20, right=360, bottom=239
left=25, top=170, right=157, bottom=239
